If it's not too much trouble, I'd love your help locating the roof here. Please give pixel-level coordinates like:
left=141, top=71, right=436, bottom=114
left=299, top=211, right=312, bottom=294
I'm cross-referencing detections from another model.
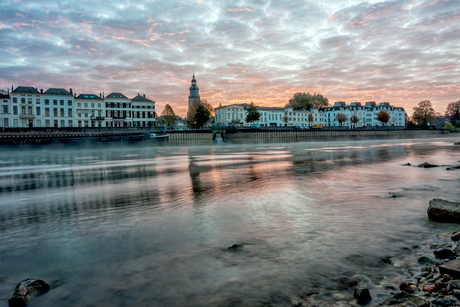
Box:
left=106, top=92, right=129, bottom=99
left=76, top=94, right=102, bottom=100
left=44, top=88, right=72, bottom=96
left=131, top=94, right=154, bottom=103
left=12, top=86, right=40, bottom=94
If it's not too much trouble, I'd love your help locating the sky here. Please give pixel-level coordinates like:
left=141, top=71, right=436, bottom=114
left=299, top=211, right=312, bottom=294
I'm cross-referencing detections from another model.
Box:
left=0, top=0, right=459, bottom=117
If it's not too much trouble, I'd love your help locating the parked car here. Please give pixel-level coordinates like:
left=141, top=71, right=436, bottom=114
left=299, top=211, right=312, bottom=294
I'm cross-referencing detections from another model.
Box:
left=250, top=124, right=260, bottom=129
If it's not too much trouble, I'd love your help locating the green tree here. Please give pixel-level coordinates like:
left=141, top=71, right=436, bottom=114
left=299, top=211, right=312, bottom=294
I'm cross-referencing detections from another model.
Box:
left=288, top=92, right=329, bottom=110
left=350, top=115, right=359, bottom=128
left=446, top=100, right=460, bottom=123
left=335, top=113, right=348, bottom=126
left=193, top=103, right=211, bottom=129
left=187, top=99, right=213, bottom=128
left=308, top=113, right=314, bottom=127
left=245, top=101, right=261, bottom=123
left=160, top=104, right=177, bottom=127
left=376, top=111, right=390, bottom=126
left=412, top=100, right=436, bottom=128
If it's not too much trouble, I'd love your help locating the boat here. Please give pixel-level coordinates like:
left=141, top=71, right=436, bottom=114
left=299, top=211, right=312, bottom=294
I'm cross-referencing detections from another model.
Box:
left=147, top=132, right=169, bottom=140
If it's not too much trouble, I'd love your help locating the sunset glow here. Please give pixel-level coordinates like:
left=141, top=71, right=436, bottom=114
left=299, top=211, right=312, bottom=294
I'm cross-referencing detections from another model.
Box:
left=0, top=0, right=459, bottom=116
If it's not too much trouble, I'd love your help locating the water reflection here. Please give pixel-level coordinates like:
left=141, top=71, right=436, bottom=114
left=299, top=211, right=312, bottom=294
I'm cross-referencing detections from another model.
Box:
left=0, top=138, right=459, bottom=306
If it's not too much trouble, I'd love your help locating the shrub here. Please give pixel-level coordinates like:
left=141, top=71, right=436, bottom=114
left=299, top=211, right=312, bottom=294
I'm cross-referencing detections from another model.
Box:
left=445, top=122, right=455, bottom=132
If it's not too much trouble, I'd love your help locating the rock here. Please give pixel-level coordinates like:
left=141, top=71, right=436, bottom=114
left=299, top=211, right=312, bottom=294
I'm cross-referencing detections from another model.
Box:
left=374, top=292, right=430, bottom=307
left=435, top=249, right=456, bottom=259
left=432, top=298, right=452, bottom=307
left=452, top=232, right=460, bottom=242
left=418, top=256, right=435, bottom=265
left=227, top=244, right=243, bottom=251
left=418, top=162, right=439, bottom=168
left=440, top=259, right=460, bottom=279
left=455, top=245, right=460, bottom=255
left=382, top=193, right=397, bottom=198
left=423, top=284, right=436, bottom=291
left=428, top=199, right=460, bottom=223
left=353, top=284, right=371, bottom=305
left=337, top=276, right=359, bottom=289
left=399, top=280, right=417, bottom=293
left=8, top=278, right=50, bottom=307
left=403, top=163, right=412, bottom=166
left=381, top=256, right=393, bottom=264
left=454, top=142, right=460, bottom=146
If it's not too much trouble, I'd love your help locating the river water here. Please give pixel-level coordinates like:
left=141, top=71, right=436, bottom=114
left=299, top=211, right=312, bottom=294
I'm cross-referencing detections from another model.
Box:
left=0, top=137, right=459, bottom=306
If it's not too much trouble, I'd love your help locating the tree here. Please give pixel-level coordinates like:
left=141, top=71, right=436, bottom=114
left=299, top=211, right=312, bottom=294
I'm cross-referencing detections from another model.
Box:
left=350, top=115, right=359, bottom=128
left=376, top=111, right=390, bottom=126
left=308, top=113, right=314, bottom=126
left=245, top=101, right=261, bottom=123
left=288, top=92, right=329, bottom=110
left=193, top=103, right=211, bottom=129
left=335, top=113, right=348, bottom=126
left=160, top=104, right=177, bottom=127
left=188, top=99, right=213, bottom=128
left=412, top=100, right=436, bottom=128
left=446, top=100, right=460, bottom=123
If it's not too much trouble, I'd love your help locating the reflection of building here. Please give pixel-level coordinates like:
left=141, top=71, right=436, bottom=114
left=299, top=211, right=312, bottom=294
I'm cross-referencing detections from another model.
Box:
left=215, top=101, right=406, bottom=128
left=187, top=74, right=200, bottom=119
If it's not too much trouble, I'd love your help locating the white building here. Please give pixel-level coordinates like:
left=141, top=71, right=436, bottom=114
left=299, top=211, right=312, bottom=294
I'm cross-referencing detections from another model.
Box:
left=0, top=90, right=12, bottom=128
left=40, top=88, right=75, bottom=128
left=131, top=94, right=156, bottom=127
left=75, top=93, right=105, bottom=127
left=104, top=92, right=133, bottom=127
left=10, top=86, right=42, bottom=128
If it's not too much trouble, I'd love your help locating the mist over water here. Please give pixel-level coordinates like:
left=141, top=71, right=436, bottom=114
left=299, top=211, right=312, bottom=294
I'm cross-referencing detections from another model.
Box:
left=0, top=137, right=459, bottom=306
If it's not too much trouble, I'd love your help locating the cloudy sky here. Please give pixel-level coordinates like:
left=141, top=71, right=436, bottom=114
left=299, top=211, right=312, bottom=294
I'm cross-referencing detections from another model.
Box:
left=0, top=0, right=459, bottom=116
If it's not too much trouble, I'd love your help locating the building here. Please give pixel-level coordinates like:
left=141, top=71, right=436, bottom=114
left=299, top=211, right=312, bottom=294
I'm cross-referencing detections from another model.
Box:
left=131, top=94, right=156, bottom=127
left=187, top=74, right=200, bottom=119
left=0, top=90, right=11, bottom=128
left=215, top=104, right=246, bottom=125
left=10, top=86, right=42, bottom=128
left=39, top=88, right=75, bottom=128
left=104, top=92, right=132, bottom=127
left=75, top=93, right=105, bottom=127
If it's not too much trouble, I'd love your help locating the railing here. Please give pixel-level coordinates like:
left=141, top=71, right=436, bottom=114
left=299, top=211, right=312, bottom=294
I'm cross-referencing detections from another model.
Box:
left=91, top=116, right=105, bottom=120
left=19, top=114, right=35, bottom=119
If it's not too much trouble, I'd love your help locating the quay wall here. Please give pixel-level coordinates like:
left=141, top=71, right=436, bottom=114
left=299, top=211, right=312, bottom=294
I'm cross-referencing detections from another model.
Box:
left=168, top=129, right=443, bottom=143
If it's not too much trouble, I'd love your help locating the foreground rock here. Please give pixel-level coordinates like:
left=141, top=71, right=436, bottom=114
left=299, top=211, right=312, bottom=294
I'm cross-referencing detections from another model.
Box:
left=8, top=278, right=50, bottom=307
left=374, top=292, right=429, bottom=307
left=418, top=162, right=439, bottom=168
left=228, top=244, right=244, bottom=251
left=428, top=199, right=460, bottom=223
left=439, top=259, right=460, bottom=279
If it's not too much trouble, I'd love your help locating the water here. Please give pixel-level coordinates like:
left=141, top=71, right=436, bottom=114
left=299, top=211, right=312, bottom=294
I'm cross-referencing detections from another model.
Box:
left=0, top=137, right=459, bottom=306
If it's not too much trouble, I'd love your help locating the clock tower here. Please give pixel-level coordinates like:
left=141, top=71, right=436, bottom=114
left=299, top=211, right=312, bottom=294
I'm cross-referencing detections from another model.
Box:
left=187, top=73, right=200, bottom=119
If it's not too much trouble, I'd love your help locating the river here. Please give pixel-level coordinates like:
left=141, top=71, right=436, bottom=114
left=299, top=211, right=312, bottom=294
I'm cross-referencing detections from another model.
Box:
left=0, top=137, right=459, bottom=306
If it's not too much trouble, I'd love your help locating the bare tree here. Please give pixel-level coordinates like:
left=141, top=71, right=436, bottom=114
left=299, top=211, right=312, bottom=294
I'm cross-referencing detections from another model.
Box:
left=335, top=113, right=348, bottom=126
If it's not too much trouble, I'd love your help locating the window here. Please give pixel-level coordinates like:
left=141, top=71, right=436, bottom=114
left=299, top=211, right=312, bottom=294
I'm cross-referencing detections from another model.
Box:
left=60, top=108, right=64, bottom=117
left=68, top=109, right=72, bottom=117
left=67, top=100, right=72, bottom=106
left=13, top=97, right=17, bottom=103
left=91, top=103, right=94, bottom=108
left=68, top=120, right=73, bottom=127
left=28, top=107, right=33, bottom=115
left=53, top=108, right=58, bottom=117
left=37, top=120, right=41, bottom=127
left=36, top=107, right=41, bottom=116
left=61, top=120, right=65, bottom=127
left=84, top=103, right=88, bottom=108
left=54, top=120, right=58, bottom=127
left=45, top=120, right=50, bottom=127
left=2, top=105, right=8, bottom=113
left=78, top=103, right=81, bottom=107
left=60, top=100, right=64, bottom=106
left=3, top=118, right=8, bottom=127
left=45, top=108, right=50, bottom=116
left=14, top=119, right=18, bottom=127
left=84, top=113, right=88, bottom=117
left=28, top=98, right=32, bottom=104
left=78, top=120, right=82, bottom=127
left=78, top=113, right=81, bottom=118
left=36, top=99, right=40, bottom=104
left=45, top=99, right=49, bottom=105
left=20, top=98, right=25, bottom=104
left=21, top=106, right=26, bottom=115
left=98, top=103, right=101, bottom=108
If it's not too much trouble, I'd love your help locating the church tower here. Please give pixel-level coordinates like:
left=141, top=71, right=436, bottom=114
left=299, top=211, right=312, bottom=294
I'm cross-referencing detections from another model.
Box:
left=187, top=73, right=200, bottom=119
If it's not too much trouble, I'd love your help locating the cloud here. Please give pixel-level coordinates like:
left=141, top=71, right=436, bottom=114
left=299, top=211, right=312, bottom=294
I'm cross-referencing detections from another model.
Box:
left=0, top=0, right=459, bottom=116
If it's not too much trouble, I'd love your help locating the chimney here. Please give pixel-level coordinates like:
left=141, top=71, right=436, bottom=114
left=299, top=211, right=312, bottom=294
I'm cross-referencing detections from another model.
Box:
left=99, top=92, right=102, bottom=98
left=69, top=88, right=73, bottom=95
left=74, top=93, right=76, bottom=98
left=11, top=85, right=13, bottom=92
left=40, top=89, right=43, bottom=94
left=103, top=92, right=104, bottom=99
left=143, top=94, right=145, bottom=98
left=7, top=88, right=9, bottom=95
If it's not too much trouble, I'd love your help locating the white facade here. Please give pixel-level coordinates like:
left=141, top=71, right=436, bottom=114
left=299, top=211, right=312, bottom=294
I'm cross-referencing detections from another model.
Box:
left=215, top=101, right=405, bottom=128
left=75, top=94, right=105, bottom=127
left=104, top=92, right=133, bottom=127
left=39, top=88, right=75, bottom=128
left=131, top=94, right=156, bottom=127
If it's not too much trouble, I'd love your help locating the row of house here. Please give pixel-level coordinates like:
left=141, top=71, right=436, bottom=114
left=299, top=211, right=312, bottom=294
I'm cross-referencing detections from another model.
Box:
left=215, top=101, right=406, bottom=128
left=0, top=86, right=156, bottom=128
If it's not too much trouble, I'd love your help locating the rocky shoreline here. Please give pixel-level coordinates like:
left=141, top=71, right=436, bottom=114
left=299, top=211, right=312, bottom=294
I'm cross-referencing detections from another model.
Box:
left=294, top=199, right=460, bottom=307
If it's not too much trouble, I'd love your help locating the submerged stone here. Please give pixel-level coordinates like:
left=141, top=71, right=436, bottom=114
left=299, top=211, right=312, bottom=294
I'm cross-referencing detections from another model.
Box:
left=8, top=278, right=50, bottom=307
left=418, top=162, right=439, bottom=168
left=428, top=199, right=460, bottom=223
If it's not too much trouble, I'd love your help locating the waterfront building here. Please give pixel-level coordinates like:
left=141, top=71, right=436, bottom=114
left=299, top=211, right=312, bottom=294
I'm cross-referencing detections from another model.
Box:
left=0, top=90, right=11, bottom=128
left=39, top=88, right=75, bottom=128
left=10, top=86, right=42, bottom=128
left=131, top=94, right=156, bottom=127
left=104, top=92, right=132, bottom=127
left=214, top=104, right=246, bottom=125
left=75, top=93, right=105, bottom=127
left=256, top=107, right=285, bottom=127
left=187, top=74, right=200, bottom=119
